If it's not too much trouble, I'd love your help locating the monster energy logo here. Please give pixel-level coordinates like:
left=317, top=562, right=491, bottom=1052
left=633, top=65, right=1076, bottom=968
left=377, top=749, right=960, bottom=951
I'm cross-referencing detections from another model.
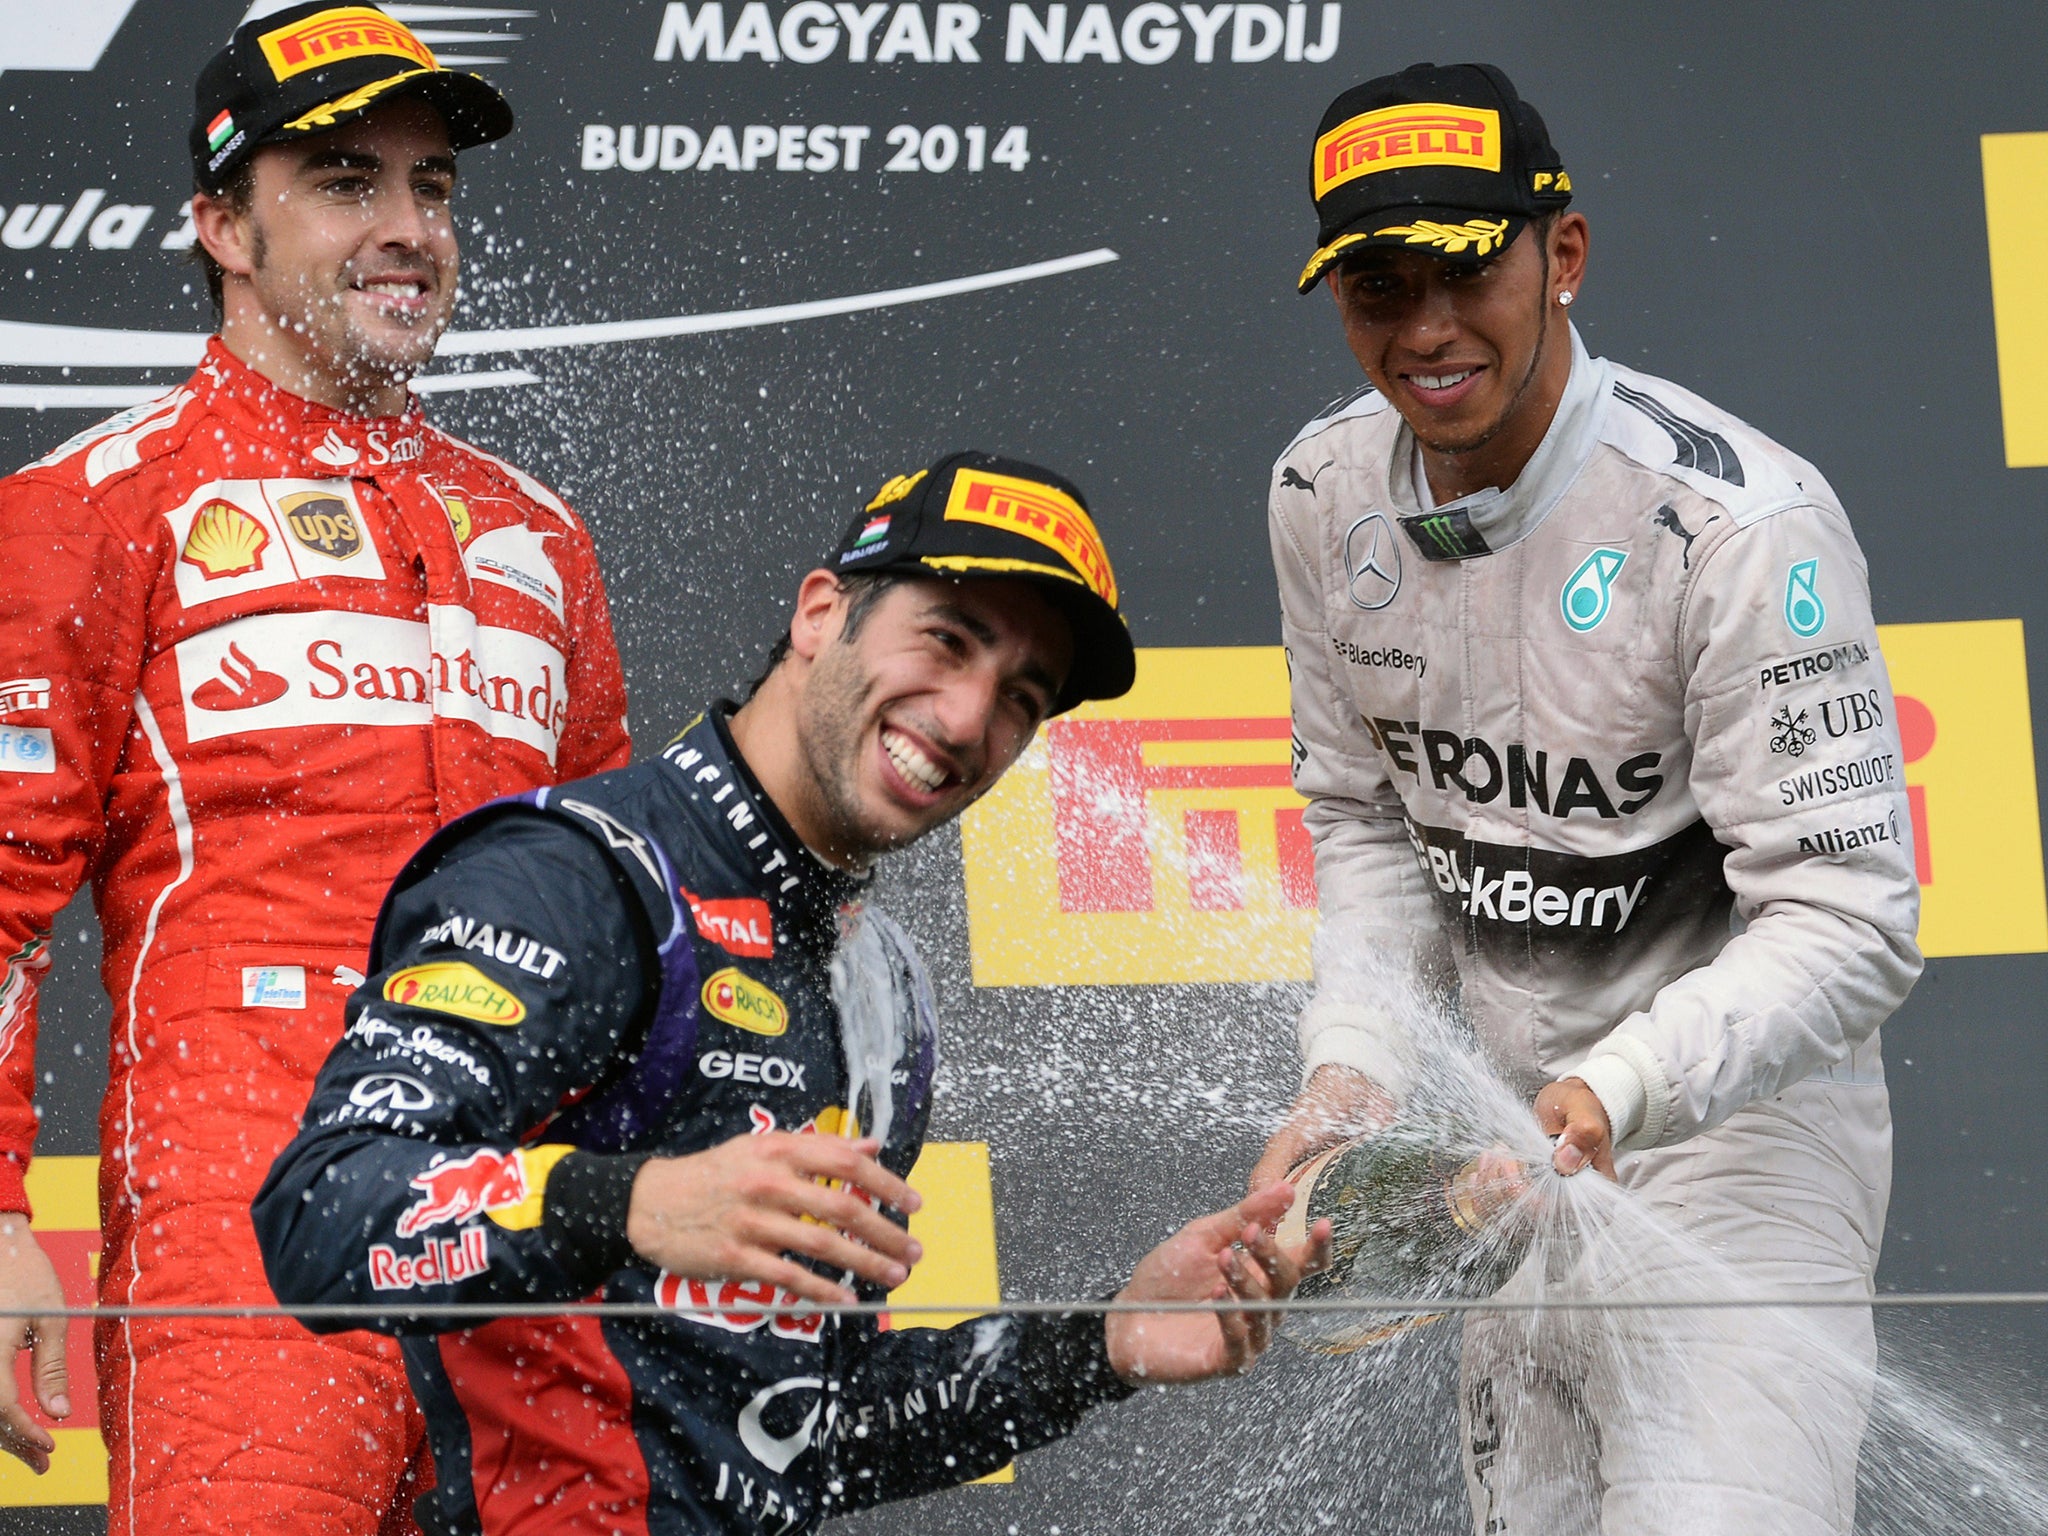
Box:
left=1398, top=508, right=1491, bottom=561
left=1415, top=516, right=1461, bottom=555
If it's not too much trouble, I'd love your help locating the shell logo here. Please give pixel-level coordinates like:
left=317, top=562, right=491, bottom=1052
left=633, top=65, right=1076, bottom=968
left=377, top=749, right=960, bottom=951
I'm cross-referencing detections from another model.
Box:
left=179, top=501, right=270, bottom=580
left=701, top=966, right=789, bottom=1036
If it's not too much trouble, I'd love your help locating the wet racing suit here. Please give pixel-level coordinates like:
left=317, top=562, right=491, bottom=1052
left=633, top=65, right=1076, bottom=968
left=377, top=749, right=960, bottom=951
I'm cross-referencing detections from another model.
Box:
left=0, top=340, right=630, bottom=1533
left=254, top=708, right=1135, bottom=1535
left=1269, top=329, right=1920, bottom=1536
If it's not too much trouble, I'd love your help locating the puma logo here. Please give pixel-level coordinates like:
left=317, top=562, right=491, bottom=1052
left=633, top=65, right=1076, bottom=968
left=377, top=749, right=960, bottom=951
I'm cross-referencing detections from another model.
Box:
left=1281, top=460, right=1335, bottom=494
left=1653, top=504, right=1718, bottom=569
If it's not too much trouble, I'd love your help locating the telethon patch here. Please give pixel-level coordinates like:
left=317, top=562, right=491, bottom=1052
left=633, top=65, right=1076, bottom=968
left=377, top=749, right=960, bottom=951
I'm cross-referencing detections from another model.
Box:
left=700, top=966, right=788, bottom=1037
left=241, top=965, right=307, bottom=1009
left=1314, top=103, right=1501, bottom=198
left=384, top=961, right=527, bottom=1026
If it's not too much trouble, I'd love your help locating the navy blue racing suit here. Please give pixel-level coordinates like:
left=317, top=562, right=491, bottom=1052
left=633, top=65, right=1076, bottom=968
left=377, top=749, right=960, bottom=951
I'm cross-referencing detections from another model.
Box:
left=254, top=708, right=1132, bottom=1534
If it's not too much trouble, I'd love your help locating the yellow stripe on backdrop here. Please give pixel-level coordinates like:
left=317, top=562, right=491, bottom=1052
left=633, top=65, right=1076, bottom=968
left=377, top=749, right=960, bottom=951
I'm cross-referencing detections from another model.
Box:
left=1982, top=132, right=2048, bottom=468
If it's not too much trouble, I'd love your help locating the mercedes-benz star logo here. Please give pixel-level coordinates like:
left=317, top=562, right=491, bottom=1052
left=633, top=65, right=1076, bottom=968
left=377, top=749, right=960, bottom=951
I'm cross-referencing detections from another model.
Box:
left=1345, top=513, right=1402, bottom=610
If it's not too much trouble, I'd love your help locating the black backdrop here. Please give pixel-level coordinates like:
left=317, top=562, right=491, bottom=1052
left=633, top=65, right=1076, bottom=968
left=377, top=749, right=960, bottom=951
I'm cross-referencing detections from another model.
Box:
left=3, top=2, right=2045, bottom=1530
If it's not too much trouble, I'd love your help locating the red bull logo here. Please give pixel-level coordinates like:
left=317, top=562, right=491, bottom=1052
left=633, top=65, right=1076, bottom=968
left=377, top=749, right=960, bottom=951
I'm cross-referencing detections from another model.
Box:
left=396, top=1149, right=528, bottom=1237
left=368, top=1227, right=490, bottom=1291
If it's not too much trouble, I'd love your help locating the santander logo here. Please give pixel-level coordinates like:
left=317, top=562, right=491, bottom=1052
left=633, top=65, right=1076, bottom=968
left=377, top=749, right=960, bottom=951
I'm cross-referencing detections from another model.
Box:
left=174, top=608, right=569, bottom=759
left=190, top=642, right=287, bottom=711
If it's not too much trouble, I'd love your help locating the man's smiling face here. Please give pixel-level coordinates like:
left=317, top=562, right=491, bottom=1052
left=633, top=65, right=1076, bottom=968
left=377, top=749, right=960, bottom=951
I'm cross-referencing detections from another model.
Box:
left=227, top=97, right=461, bottom=397
left=793, top=575, right=1073, bottom=864
left=1325, top=214, right=1583, bottom=468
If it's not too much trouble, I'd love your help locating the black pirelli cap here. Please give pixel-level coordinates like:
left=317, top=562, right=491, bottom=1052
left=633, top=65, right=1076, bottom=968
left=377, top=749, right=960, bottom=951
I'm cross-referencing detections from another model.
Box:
left=192, top=3, right=514, bottom=193
left=1298, top=62, right=1572, bottom=293
left=829, top=451, right=1136, bottom=712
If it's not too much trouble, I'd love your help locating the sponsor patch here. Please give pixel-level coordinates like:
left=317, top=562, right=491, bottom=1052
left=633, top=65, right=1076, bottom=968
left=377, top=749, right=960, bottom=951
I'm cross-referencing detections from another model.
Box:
left=698, top=1050, right=806, bottom=1088
left=1314, top=104, right=1501, bottom=198
left=656, top=1273, right=826, bottom=1342
left=368, top=1227, right=489, bottom=1291
left=347, top=1072, right=436, bottom=1114
left=280, top=491, right=365, bottom=560
left=206, top=110, right=237, bottom=154
left=1343, top=513, right=1402, bottom=609
left=241, top=965, right=307, bottom=1009
left=383, top=961, right=527, bottom=1026
left=164, top=480, right=386, bottom=607
left=1768, top=706, right=1816, bottom=757
left=173, top=608, right=568, bottom=761
left=259, top=7, right=437, bottom=82
left=0, top=677, right=52, bottom=716
left=682, top=888, right=775, bottom=958
left=396, top=1147, right=561, bottom=1237
left=418, top=913, right=568, bottom=979
left=463, top=523, right=565, bottom=620
left=1560, top=548, right=1627, bottom=633
left=1758, top=640, right=1871, bottom=690
left=441, top=493, right=473, bottom=544
left=181, top=500, right=271, bottom=579
left=1785, top=558, right=1826, bottom=638
left=0, top=726, right=55, bottom=774
left=942, top=468, right=1117, bottom=606
left=701, top=967, right=789, bottom=1036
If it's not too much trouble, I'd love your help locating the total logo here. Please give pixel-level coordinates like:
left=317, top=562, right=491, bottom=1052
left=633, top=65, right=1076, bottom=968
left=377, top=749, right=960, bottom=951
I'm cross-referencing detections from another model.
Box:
left=173, top=608, right=571, bottom=762
left=683, top=887, right=776, bottom=958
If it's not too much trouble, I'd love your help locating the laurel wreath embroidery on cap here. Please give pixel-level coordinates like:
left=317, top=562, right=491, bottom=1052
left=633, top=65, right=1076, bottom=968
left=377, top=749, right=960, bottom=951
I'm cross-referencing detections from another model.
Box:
left=1370, top=217, right=1512, bottom=256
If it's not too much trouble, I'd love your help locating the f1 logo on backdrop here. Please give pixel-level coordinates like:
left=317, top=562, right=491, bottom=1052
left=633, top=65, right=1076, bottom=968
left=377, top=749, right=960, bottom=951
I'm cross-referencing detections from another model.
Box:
left=959, top=624, right=2048, bottom=986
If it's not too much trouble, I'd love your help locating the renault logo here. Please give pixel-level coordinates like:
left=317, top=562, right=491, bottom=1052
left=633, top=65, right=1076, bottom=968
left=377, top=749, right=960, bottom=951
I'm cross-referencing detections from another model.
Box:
left=1344, top=513, right=1402, bottom=610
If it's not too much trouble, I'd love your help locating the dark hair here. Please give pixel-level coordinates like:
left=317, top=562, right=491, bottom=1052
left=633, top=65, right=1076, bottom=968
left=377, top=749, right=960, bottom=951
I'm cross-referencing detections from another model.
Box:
left=743, top=570, right=914, bottom=700
left=189, top=163, right=256, bottom=316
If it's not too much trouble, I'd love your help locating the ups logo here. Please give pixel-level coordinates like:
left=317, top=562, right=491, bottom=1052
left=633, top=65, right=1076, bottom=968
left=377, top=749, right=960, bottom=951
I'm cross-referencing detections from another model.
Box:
left=279, top=492, right=364, bottom=560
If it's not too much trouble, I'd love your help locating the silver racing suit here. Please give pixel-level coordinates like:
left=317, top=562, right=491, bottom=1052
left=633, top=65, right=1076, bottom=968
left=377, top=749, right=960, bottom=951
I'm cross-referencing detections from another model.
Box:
left=1268, top=328, right=1920, bottom=1535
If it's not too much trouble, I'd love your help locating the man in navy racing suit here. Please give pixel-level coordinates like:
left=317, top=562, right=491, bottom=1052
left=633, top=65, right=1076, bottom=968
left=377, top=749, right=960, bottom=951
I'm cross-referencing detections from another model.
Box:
left=258, top=452, right=1332, bottom=1534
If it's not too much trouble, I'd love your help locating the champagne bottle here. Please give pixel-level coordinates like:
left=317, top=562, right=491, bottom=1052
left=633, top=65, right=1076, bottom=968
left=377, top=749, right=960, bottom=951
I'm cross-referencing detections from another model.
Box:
left=1276, top=1128, right=1532, bottom=1355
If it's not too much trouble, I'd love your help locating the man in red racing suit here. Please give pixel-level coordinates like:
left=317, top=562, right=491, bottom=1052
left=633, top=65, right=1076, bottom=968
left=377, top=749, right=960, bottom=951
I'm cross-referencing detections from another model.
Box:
left=0, top=8, right=631, bottom=1523
left=0, top=339, right=630, bottom=1527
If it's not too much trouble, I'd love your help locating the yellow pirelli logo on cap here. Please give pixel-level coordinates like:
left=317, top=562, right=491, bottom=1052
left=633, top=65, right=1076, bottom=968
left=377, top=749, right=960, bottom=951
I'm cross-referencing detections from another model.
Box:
left=943, top=469, right=1117, bottom=608
left=260, top=6, right=437, bottom=82
left=1314, top=104, right=1501, bottom=198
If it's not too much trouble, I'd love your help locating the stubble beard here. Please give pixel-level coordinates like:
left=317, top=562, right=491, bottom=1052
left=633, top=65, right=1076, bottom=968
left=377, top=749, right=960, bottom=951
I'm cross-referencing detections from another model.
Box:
left=796, top=642, right=891, bottom=869
left=251, top=224, right=449, bottom=396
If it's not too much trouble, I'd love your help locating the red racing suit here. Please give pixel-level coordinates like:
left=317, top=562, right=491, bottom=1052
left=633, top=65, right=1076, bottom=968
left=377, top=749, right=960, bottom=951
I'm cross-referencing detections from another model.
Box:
left=0, top=340, right=630, bottom=1533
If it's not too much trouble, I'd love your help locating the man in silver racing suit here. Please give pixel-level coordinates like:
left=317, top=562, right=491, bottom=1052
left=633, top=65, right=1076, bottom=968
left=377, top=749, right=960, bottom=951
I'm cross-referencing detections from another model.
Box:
left=1250, top=62, right=1920, bottom=1535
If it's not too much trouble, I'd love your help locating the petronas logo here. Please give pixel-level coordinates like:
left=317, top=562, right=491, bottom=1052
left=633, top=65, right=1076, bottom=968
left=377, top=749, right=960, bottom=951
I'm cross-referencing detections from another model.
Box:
left=1784, top=558, right=1826, bottom=638
left=1370, top=218, right=1511, bottom=257
left=1560, top=548, right=1627, bottom=633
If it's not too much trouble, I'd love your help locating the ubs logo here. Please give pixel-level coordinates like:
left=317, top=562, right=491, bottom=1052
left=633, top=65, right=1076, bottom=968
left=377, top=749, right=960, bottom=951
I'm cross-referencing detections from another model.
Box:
left=280, top=491, right=364, bottom=559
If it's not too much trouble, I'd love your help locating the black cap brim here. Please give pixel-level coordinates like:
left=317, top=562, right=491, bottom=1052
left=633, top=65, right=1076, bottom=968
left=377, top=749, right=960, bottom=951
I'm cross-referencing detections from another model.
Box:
left=1035, top=581, right=1137, bottom=713
left=1298, top=207, right=1527, bottom=293
left=271, top=66, right=514, bottom=154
